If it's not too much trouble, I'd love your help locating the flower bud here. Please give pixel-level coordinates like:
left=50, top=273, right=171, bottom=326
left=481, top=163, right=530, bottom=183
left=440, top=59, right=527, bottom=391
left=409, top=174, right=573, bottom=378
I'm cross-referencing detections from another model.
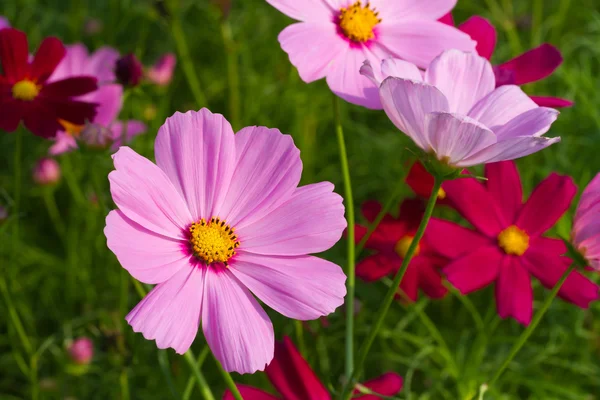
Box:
left=33, top=158, right=61, bottom=185
left=146, top=53, right=176, bottom=86
left=115, top=53, right=143, bottom=87
left=79, top=123, right=115, bottom=150
left=68, top=337, right=94, bottom=365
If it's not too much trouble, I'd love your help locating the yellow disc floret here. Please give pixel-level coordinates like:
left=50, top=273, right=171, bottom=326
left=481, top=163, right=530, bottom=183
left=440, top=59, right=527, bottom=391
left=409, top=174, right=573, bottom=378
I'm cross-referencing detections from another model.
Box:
left=395, top=235, right=420, bottom=259
left=12, top=79, right=40, bottom=101
left=497, top=225, right=529, bottom=256
left=339, top=1, right=381, bottom=43
left=437, top=187, right=447, bottom=200
left=189, top=217, right=240, bottom=266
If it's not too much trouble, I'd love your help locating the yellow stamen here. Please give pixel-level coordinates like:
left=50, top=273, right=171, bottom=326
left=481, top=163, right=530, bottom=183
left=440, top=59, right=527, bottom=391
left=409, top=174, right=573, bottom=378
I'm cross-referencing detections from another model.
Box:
left=395, top=235, right=420, bottom=259
left=339, top=1, right=381, bottom=43
left=437, top=187, right=446, bottom=199
left=12, top=79, right=40, bottom=101
left=497, top=225, right=529, bottom=256
left=189, top=217, right=240, bottom=266
left=58, top=119, right=85, bottom=137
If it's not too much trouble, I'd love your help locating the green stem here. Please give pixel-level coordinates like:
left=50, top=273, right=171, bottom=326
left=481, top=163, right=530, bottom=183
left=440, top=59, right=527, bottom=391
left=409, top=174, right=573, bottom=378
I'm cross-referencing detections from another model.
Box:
left=333, top=95, right=356, bottom=379
left=120, top=369, right=130, bottom=400
left=221, top=19, right=240, bottom=130
left=183, top=346, right=211, bottom=400
left=42, top=188, right=66, bottom=240
left=340, top=177, right=442, bottom=399
left=60, top=154, right=86, bottom=205
left=214, top=354, right=243, bottom=400
left=295, top=320, right=306, bottom=356
left=13, top=129, right=22, bottom=250
left=487, top=263, right=576, bottom=388
left=184, top=350, right=216, bottom=400
left=0, top=276, right=33, bottom=355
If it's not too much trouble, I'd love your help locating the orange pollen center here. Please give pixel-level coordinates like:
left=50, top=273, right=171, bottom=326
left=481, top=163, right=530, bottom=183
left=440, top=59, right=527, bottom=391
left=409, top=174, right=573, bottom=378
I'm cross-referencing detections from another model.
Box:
left=395, top=235, right=420, bottom=259
left=437, top=187, right=447, bottom=199
left=12, top=79, right=40, bottom=101
left=497, top=225, right=529, bottom=256
left=189, top=217, right=240, bottom=266
left=339, top=1, right=381, bottom=43
left=59, top=119, right=85, bottom=137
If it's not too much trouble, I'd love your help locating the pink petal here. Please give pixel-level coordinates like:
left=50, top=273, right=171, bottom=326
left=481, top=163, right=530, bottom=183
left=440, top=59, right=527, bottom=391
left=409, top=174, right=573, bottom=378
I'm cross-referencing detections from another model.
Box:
left=154, top=109, right=236, bottom=221
left=424, top=112, right=496, bottom=165
left=372, top=0, right=457, bottom=20
left=574, top=173, right=600, bottom=245
left=229, top=252, right=346, bottom=320
left=109, top=120, right=147, bottom=149
left=425, top=218, right=492, bottom=258
left=0, top=17, right=10, bottom=29
left=381, top=58, right=423, bottom=81
left=379, top=78, right=450, bottom=150
left=105, top=210, right=188, bottom=284
left=444, top=246, right=503, bottom=294
left=49, top=131, right=78, bottom=155
left=224, top=385, right=279, bottom=400
left=495, top=257, right=533, bottom=325
left=220, top=126, right=301, bottom=228
left=202, top=269, right=274, bottom=374
left=109, top=147, right=193, bottom=239
left=485, top=162, right=522, bottom=223
left=494, top=107, right=559, bottom=140
left=86, top=46, right=120, bottom=82
left=468, top=85, right=538, bottom=130
left=515, top=173, right=576, bottom=237
left=496, top=43, right=563, bottom=85
left=266, top=0, right=334, bottom=22
left=85, top=83, right=122, bottom=126
left=376, top=20, right=475, bottom=69
left=530, top=96, right=573, bottom=108
left=398, top=259, right=420, bottom=301
left=356, top=253, right=399, bottom=282
left=125, top=266, right=204, bottom=354
left=358, top=372, right=403, bottom=399
left=278, top=22, right=348, bottom=83
left=424, top=49, right=495, bottom=115
left=48, top=43, right=89, bottom=82
left=458, top=16, right=497, bottom=60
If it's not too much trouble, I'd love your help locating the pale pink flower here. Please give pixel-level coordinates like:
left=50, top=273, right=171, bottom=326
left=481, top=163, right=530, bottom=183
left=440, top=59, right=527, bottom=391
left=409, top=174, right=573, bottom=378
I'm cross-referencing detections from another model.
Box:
left=376, top=50, right=560, bottom=167
left=68, top=337, right=94, bottom=365
left=573, top=173, right=600, bottom=270
left=146, top=53, right=176, bottom=86
left=267, top=0, right=475, bottom=109
left=33, top=158, right=61, bottom=185
left=104, top=109, right=347, bottom=373
left=0, top=16, right=10, bottom=29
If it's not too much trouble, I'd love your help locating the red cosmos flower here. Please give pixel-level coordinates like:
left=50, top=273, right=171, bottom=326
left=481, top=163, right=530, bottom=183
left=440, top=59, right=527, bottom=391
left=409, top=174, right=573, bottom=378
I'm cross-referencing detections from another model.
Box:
left=405, top=162, right=451, bottom=205
left=440, top=14, right=572, bottom=108
left=355, top=199, right=447, bottom=302
left=224, top=336, right=403, bottom=400
left=0, top=28, right=98, bottom=138
left=427, top=161, right=599, bottom=325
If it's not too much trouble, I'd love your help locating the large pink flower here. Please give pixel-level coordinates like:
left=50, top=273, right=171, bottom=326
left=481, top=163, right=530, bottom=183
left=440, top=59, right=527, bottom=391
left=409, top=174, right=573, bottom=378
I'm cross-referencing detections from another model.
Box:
left=427, top=161, right=599, bottom=325
left=573, top=173, right=600, bottom=270
left=48, top=44, right=146, bottom=155
left=267, top=0, right=475, bottom=109
left=104, top=109, right=347, bottom=373
left=374, top=50, right=560, bottom=167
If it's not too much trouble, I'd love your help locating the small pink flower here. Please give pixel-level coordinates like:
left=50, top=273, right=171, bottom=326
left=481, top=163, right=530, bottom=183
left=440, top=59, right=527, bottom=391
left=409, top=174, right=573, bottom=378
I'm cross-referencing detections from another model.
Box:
left=33, top=158, right=61, bottom=185
left=68, top=337, right=94, bottom=365
left=428, top=161, right=599, bottom=325
left=267, top=0, right=475, bottom=109
left=0, top=16, right=10, bottom=29
left=146, top=53, right=176, bottom=86
left=375, top=50, right=560, bottom=167
left=104, top=109, right=347, bottom=373
left=573, top=173, right=600, bottom=270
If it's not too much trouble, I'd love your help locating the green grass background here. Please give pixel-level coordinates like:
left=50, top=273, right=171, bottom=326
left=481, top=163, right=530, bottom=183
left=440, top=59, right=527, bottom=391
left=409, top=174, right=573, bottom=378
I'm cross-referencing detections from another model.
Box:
left=1, top=0, right=600, bottom=399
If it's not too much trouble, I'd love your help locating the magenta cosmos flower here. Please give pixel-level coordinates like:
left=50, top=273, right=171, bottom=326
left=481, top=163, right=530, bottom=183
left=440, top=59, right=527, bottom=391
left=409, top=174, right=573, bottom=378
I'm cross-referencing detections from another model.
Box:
left=224, top=336, right=403, bottom=400
left=104, top=109, right=347, bottom=373
left=355, top=199, right=447, bottom=302
left=374, top=50, right=560, bottom=167
left=427, top=161, right=599, bottom=325
left=573, top=173, right=600, bottom=270
left=267, top=0, right=475, bottom=109
left=48, top=44, right=146, bottom=155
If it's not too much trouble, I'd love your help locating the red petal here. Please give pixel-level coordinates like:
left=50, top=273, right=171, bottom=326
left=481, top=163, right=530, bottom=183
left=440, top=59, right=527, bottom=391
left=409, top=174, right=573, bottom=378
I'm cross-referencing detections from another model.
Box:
left=438, top=13, right=454, bottom=26
left=459, top=16, right=497, bottom=60
left=46, top=98, right=98, bottom=125
left=495, top=257, right=532, bottom=325
left=356, top=253, right=398, bottom=282
left=485, top=161, right=522, bottom=223
left=443, top=246, right=503, bottom=294
left=30, top=37, right=65, bottom=83
left=398, top=260, right=419, bottom=301
left=530, top=96, right=574, bottom=108
left=496, top=43, right=563, bottom=85
left=22, top=99, right=63, bottom=138
left=0, top=96, right=27, bottom=132
left=406, top=162, right=435, bottom=198
left=416, top=255, right=448, bottom=299
left=398, top=198, right=426, bottom=233
left=355, top=224, right=400, bottom=254
left=357, top=372, right=403, bottom=399
left=0, top=28, right=29, bottom=81
left=224, top=385, right=279, bottom=400
left=425, top=218, right=492, bottom=259
left=41, top=76, right=98, bottom=98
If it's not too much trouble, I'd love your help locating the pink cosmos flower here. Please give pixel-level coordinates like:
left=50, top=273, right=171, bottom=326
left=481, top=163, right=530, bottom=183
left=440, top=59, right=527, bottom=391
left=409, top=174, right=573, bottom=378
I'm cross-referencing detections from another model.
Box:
left=48, top=44, right=146, bottom=155
left=104, top=108, right=347, bottom=373
left=572, top=173, right=600, bottom=270
left=355, top=199, right=447, bottom=302
left=375, top=50, right=560, bottom=167
left=427, top=161, right=599, bottom=325
left=146, top=53, right=176, bottom=86
left=441, top=15, right=572, bottom=108
left=0, top=16, right=9, bottom=29
left=224, top=336, right=403, bottom=400
left=33, top=157, right=61, bottom=185
left=267, top=0, right=475, bottom=109
left=68, top=337, right=94, bottom=365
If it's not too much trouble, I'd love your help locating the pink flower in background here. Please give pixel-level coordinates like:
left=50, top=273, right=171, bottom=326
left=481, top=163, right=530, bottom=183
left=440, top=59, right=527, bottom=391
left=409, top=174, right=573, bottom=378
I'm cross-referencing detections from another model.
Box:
left=0, top=16, right=10, bottom=29
left=33, top=157, right=61, bottom=185
left=377, top=50, right=560, bottom=167
left=68, top=337, right=94, bottom=365
left=267, top=0, right=475, bottom=109
left=224, top=336, right=403, bottom=399
left=441, top=15, right=572, bottom=108
left=0, top=205, right=7, bottom=222
left=572, top=173, right=600, bottom=270
left=104, top=109, right=347, bottom=373
left=48, top=44, right=146, bottom=155
left=146, top=53, right=176, bottom=86
left=427, top=161, right=599, bottom=325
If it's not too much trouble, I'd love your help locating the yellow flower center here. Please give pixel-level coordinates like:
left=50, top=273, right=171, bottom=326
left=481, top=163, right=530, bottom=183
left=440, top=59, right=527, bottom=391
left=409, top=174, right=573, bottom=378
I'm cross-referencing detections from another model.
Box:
left=395, top=235, right=420, bottom=259
left=59, top=119, right=85, bottom=137
left=339, top=1, right=381, bottom=43
left=12, top=79, right=40, bottom=101
left=189, top=217, right=240, bottom=265
left=437, top=187, right=446, bottom=199
left=497, top=225, right=529, bottom=256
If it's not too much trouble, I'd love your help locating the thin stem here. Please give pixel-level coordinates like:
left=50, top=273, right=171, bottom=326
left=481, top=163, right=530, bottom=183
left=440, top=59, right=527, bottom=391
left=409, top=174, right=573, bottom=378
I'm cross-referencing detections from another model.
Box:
left=488, top=263, right=576, bottom=387
left=183, top=346, right=211, bottom=400
left=120, top=369, right=130, bottom=400
left=221, top=19, right=240, bottom=130
left=60, top=154, right=86, bottom=205
left=42, top=188, right=66, bottom=239
left=184, top=350, right=216, bottom=400
left=294, top=320, right=307, bottom=356
left=333, top=95, right=356, bottom=379
left=13, top=129, right=22, bottom=249
left=214, top=354, right=243, bottom=400
left=340, top=177, right=442, bottom=400
left=0, top=276, right=33, bottom=355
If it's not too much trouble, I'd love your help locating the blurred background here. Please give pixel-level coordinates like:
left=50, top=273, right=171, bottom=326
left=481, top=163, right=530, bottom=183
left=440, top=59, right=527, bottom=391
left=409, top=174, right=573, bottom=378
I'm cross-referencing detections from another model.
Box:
left=1, top=0, right=600, bottom=399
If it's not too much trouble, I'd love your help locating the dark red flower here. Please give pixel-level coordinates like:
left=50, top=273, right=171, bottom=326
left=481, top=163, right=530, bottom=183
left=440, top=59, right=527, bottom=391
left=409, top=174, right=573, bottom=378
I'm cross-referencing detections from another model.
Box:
left=355, top=199, right=448, bottom=302
left=115, top=53, right=143, bottom=87
left=0, top=28, right=98, bottom=138
left=405, top=162, right=453, bottom=206
left=224, top=336, right=403, bottom=400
